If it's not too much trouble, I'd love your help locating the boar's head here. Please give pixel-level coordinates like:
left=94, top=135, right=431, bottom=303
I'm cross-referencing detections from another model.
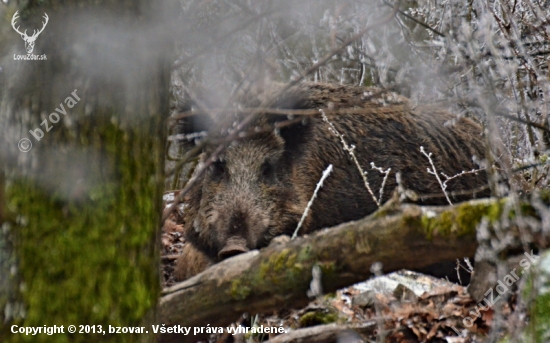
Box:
left=184, top=115, right=309, bottom=261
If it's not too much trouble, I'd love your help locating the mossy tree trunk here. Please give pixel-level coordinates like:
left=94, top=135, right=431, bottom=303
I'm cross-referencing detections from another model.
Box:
left=0, top=1, right=171, bottom=342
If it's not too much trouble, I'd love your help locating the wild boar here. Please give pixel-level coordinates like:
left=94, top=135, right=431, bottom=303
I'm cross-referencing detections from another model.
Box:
left=174, top=82, right=489, bottom=281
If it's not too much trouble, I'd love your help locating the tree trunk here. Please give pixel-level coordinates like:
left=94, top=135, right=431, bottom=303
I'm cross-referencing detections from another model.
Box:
left=0, top=1, right=171, bottom=342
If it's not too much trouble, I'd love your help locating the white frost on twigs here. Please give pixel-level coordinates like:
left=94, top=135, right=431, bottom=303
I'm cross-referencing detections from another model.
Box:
left=421, top=146, right=486, bottom=206
left=420, top=146, right=453, bottom=205
left=371, top=162, right=391, bottom=205
left=322, top=110, right=380, bottom=207
left=292, top=164, right=333, bottom=239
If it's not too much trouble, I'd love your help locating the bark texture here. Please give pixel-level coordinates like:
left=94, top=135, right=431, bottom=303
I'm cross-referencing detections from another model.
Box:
left=0, top=1, right=172, bottom=342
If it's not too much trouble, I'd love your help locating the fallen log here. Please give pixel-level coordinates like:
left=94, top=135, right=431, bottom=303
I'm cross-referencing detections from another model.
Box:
left=265, top=321, right=378, bottom=343
left=158, top=197, right=507, bottom=343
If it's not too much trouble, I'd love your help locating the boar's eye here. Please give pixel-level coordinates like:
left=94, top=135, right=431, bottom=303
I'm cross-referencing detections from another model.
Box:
left=209, top=160, right=226, bottom=180
left=260, top=161, right=275, bottom=182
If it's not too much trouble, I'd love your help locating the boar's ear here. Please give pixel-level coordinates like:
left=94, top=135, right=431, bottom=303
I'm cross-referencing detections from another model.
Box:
left=271, top=85, right=314, bottom=110
left=270, top=115, right=312, bottom=156
left=174, top=112, right=213, bottom=137
left=173, top=112, right=214, bottom=152
left=267, top=87, right=315, bottom=155
left=172, top=84, right=216, bottom=143
left=172, top=94, right=215, bottom=147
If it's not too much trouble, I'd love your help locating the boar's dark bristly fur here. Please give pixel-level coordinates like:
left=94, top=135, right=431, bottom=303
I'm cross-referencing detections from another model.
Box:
left=174, top=82, right=489, bottom=281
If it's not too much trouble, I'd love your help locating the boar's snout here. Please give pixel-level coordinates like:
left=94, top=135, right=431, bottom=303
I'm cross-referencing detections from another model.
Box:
left=218, top=236, right=249, bottom=258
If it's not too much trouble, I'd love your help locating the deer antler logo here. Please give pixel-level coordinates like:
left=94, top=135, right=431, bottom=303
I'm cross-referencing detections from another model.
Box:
left=11, top=11, right=49, bottom=54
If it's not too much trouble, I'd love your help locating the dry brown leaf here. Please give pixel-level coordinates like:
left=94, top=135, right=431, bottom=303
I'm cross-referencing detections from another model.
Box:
left=426, top=322, right=440, bottom=339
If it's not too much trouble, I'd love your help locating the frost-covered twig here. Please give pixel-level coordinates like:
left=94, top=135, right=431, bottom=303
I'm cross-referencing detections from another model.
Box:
left=421, top=146, right=487, bottom=206
left=441, top=169, right=485, bottom=191
left=371, top=162, right=391, bottom=204
left=421, top=146, right=453, bottom=205
left=292, top=164, right=333, bottom=239
left=322, top=111, right=380, bottom=207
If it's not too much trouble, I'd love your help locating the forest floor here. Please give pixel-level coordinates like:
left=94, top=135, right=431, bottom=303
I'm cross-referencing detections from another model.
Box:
left=160, top=191, right=517, bottom=343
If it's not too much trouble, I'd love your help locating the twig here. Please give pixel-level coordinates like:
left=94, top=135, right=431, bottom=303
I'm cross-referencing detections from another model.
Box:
left=382, top=0, right=445, bottom=37
left=371, top=162, right=392, bottom=204
left=170, top=107, right=321, bottom=121
left=512, top=161, right=550, bottom=173
left=441, top=168, right=485, bottom=190
left=172, top=10, right=277, bottom=70
left=496, top=112, right=550, bottom=132
left=162, top=144, right=225, bottom=221
left=416, top=184, right=490, bottom=200
left=292, top=164, right=333, bottom=239
left=322, top=111, right=379, bottom=207
left=420, top=146, right=452, bottom=205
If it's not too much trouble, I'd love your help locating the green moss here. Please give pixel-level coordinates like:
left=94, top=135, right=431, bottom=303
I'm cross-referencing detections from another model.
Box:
left=533, top=292, right=550, bottom=342
left=6, top=120, right=162, bottom=343
left=354, top=232, right=373, bottom=254
left=258, top=248, right=302, bottom=284
left=518, top=202, right=539, bottom=219
left=521, top=250, right=550, bottom=342
left=297, top=244, right=313, bottom=262
left=318, top=262, right=336, bottom=277
left=344, top=229, right=356, bottom=246
left=228, top=246, right=321, bottom=301
left=456, top=201, right=501, bottom=229
left=539, top=190, right=550, bottom=205
left=298, top=310, right=338, bottom=327
left=229, top=279, right=252, bottom=301
left=420, top=200, right=504, bottom=239
left=401, top=210, right=422, bottom=228
left=323, top=292, right=337, bottom=299
left=251, top=247, right=313, bottom=295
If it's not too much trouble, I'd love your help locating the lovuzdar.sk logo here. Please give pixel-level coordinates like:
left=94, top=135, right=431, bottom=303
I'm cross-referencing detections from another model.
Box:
left=11, top=10, right=48, bottom=61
